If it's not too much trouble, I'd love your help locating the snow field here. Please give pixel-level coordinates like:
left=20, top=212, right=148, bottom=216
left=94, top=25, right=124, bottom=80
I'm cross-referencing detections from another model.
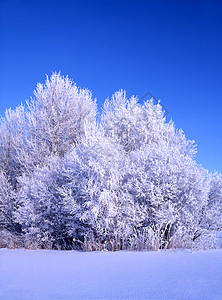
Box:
left=0, top=249, right=222, bottom=299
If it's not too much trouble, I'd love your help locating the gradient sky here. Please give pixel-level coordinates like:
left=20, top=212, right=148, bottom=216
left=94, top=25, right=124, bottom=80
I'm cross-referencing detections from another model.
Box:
left=1, top=0, right=222, bottom=173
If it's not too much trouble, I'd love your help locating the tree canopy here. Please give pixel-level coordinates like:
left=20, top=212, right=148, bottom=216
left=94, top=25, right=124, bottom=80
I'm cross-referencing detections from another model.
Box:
left=0, top=73, right=221, bottom=250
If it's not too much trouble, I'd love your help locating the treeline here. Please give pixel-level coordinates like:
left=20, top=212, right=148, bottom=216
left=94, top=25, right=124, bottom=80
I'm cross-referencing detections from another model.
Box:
left=0, top=73, right=221, bottom=250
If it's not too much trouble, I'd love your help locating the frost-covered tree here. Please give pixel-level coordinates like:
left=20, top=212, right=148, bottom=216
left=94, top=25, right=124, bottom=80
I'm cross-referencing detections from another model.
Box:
left=101, top=91, right=210, bottom=249
left=0, top=170, right=14, bottom=231
left=0, top=74, right=221, bottom=250
left=16, top=128, right=136, bottom=250
left=16, top=156, right=76, bottom=249
left=123, top=147, right=209, bottom=249
left=0, top=105, right=27, bottom=235
left=0, top=105, right=26, bottom=189
left=23, top=72, right=97, bottom=172
left=13, top=73, right=98, bottom=249
left=102, top=90, right=196, bottom=156
left=0, top=169, right=22, bottom=248
left=58, top=132, right=144, bottom=251
left=206, top=173, right=222, bottom=231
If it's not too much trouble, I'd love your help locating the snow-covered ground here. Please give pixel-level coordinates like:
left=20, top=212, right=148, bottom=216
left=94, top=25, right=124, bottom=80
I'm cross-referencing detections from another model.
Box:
left=0, top=249, right=222, bottom=299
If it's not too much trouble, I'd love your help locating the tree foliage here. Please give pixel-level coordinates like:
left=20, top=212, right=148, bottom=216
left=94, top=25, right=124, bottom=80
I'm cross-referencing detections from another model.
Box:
left=0, top=73, right=221, bottom=250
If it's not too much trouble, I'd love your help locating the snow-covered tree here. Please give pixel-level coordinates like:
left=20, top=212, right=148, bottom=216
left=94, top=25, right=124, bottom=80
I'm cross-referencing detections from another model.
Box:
left=16, top=156, right=76, bottom=249
left=23, top=72, right=97, bottom=172
left=102, top=91, right=210, bottom=249
left=102, top=90, right=196, bottom=156
left=0, top=74, right=221, bottom=250
left=0, top=105, right=26, bottom=189
left=0, top=170, right=14, bottom=231
left=0, top=105, right=27, bottom=236
left=58, top=133, right=143, bottom=251
left=206, top=173, right=222, bottom=231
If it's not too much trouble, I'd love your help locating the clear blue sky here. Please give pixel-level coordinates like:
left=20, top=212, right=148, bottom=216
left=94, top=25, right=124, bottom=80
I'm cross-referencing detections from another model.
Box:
left=1, top=0, right=222, bottom=173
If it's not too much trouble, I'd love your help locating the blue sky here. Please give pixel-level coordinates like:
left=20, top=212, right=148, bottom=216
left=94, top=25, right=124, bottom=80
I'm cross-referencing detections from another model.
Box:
left=0, top=0, right=222, bottom=173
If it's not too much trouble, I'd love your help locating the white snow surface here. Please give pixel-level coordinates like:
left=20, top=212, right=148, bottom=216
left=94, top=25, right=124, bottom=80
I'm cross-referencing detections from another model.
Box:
left=0, top=249, right=222, bottom=299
